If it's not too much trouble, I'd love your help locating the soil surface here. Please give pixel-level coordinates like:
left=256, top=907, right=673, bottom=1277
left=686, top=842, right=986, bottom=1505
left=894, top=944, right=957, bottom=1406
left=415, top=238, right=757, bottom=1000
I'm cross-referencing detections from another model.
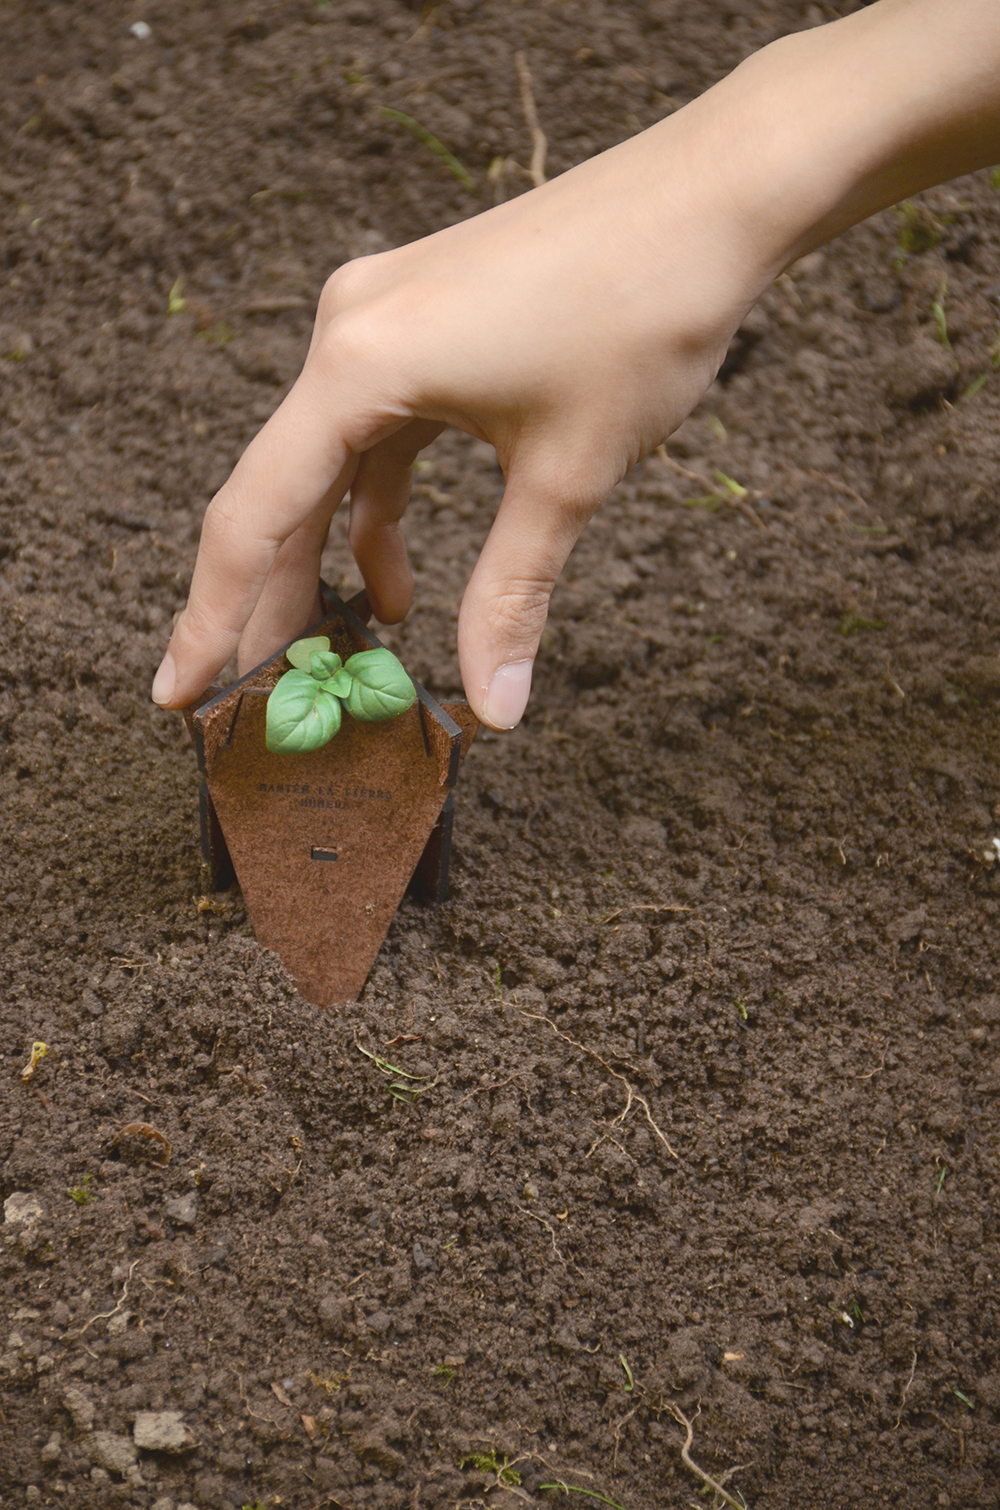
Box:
left=3, top=3, right=1000, bottom=1508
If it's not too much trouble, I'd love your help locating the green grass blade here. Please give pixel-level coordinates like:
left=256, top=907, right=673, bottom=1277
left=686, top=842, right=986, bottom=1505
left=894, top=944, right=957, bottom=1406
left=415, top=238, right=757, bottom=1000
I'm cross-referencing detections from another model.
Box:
left=379, top=107, right=475, bottom=190
left=539, top=1485, right=630, bottom=1510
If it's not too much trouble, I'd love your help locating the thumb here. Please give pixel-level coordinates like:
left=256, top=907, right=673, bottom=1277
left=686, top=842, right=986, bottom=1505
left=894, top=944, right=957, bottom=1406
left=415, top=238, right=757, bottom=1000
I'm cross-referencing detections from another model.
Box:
left=458, top=464, right=597, bottom=730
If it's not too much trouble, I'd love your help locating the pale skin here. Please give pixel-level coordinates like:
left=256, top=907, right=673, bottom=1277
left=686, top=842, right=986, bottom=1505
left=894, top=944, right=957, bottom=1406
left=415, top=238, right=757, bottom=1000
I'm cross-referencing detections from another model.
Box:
left=152, top=0, right=1000, bottom=729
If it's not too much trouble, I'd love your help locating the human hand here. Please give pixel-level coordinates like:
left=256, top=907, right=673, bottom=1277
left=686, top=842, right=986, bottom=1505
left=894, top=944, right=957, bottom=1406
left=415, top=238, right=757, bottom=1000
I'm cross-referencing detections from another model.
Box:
left=150, top=90, right=780, bottom=727
left=151, top=0, right=1000, bottom=729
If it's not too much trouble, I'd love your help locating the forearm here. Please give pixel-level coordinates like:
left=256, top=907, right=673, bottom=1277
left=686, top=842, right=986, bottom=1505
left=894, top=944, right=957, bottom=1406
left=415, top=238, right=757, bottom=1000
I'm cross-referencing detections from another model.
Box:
left=722, top=0, right=1000, bottom=271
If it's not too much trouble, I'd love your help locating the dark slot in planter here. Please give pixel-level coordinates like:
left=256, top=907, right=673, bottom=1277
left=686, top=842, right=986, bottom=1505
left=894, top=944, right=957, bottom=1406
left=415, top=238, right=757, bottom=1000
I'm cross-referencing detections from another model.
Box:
left=183, top=588, right=478, bottom=1006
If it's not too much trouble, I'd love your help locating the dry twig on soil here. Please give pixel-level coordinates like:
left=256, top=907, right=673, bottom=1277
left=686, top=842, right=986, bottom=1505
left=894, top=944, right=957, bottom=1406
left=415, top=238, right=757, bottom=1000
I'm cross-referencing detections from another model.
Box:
left=515, top=51, right=548, bottom=187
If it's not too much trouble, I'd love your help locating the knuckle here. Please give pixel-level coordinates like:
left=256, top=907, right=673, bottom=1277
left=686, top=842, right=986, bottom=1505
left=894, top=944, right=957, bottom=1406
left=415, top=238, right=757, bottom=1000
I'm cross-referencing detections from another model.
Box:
left=315, top=304, right=385, bottom=375
left=317, top=254, right=386, bottom=321
left=483, top=579, right=555, bottom=645
left=200, top=489, right=248, bottom=554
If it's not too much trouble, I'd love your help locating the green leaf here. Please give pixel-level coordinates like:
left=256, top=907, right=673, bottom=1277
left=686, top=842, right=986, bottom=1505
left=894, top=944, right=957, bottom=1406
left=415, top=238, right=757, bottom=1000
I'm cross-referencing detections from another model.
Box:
left=266, top=669, right=342, bottom=753
left=343, top=648, right=416, bottom=722
left=309, top=649, right=343, bottom=679
left=322, top=670, right=353, bottom=698
left=285, top=636, right=331, bottom=672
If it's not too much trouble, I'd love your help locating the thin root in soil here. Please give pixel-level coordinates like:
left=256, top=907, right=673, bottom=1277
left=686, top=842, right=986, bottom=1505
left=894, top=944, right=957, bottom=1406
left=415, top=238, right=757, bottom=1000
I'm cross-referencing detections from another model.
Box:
left=666, top=1403, right=750, bottom=1510
left=520, top=1009, right=680, bottom=1160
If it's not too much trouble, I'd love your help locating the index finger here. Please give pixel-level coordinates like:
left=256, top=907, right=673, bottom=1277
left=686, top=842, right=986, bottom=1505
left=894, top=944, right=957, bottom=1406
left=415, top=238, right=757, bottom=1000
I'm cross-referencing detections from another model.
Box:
left=151, top=347, right=397, bottom=709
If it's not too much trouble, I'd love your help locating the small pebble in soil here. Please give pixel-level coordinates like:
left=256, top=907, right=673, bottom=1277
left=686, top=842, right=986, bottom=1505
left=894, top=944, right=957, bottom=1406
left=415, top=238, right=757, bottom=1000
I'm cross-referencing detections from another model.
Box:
left=163, top=1193, right=199, bottom=1228
left=3, top=1192, right=43, bottom=1226
left=134, top=1410, right=196, bottom=1453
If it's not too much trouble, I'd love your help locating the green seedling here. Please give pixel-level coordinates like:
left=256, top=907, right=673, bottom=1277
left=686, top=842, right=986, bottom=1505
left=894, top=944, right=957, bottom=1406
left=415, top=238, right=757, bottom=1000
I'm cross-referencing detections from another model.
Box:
left=266, top=637, right=415, bottom=754
left=935, top=1163, right=948, bottom=1194
left=618, top=1353, right=634, bottom=1392
left=539, top=1485, right=630, bottom=1510
left=991, top=167, right=1000, bottom=190
left=839, top=614, right=885, bottom=636
left=20, top=1040, right=48, bottom=1082
left=356, top=1042, right=435, bottom=1103
left=960, top=372, right=989, bottom=401
left=932, top=299, right=950, bottom=346
left=736, top=997, right=749, bottom=1021
left=66, top=1173, right=95, bottom=1206
left=713, top=469, right=748, bottom=499
left=931, top=278, right=951, bottom=347
left=709, top=414, right=728, bottom=443
left=942, top=680, right=979, bottom=707
left=379, top=107, right=476, bottom=190
left=894, top=200, right=945, bottom=263
left=167, top=278, right=187, bottom=314
left=432, top=1363, right=457, bottom=1387
left=461, top=1451, right=522, bottom=1487
left=954, top=1389, right=975, bottom=1409
left=198, top=321, right=233, bottom=348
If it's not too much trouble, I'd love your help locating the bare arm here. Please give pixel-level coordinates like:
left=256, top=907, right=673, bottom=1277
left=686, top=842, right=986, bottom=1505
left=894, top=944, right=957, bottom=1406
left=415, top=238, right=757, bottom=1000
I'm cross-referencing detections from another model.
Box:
left=152, top=0, right=1000, bottom=728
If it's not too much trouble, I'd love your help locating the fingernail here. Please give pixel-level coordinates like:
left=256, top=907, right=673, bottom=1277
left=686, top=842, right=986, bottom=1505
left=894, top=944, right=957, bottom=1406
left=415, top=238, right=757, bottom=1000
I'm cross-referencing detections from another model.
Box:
left=483, top=659, right=533, bottom=729
left=151, top=651, right=176, bottom=706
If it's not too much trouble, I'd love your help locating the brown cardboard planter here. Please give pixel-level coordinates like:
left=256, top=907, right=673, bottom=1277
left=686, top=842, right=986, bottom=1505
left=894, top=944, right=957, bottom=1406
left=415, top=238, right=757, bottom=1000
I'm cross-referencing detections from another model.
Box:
left=184, top=590, right=478, bottom=1007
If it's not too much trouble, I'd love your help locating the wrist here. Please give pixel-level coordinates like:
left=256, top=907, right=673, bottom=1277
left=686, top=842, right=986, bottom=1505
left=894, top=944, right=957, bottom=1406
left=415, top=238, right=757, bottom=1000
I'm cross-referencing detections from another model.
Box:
left=714, top=0, right=1000, bottom=276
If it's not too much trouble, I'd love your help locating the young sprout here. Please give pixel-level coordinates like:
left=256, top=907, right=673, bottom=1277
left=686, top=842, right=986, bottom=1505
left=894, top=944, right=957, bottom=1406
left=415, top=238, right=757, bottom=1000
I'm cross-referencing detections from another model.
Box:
left=20, top=1041, right=48, bottom=1082
left=266, top=637, right=416, bottom=754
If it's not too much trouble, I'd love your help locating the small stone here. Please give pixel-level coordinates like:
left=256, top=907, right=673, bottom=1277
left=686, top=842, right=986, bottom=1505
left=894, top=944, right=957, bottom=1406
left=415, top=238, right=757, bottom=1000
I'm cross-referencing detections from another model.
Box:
left=523, top=1181, right=539, bottom=1200
left=63, top=1386, right=96, bottom=1433
left=25, top=1486, right=41, bottom=1502
left=163, top=1193, right=199, bottom=1228
left=883, top=336, right=957, bottom=408
left=623, top=815, right=667, bottom=851
left=40, top=1433, right=62, bottom=1465
left=316, top=1291, right=347, bottom=1334
left=4, top=1192, right=44, bottom=1226
left=91, top=1468, right=110, bottom=1484
left=133, top=1411, right=196, bottom=1453
left=151, top=1499, right=176, bottom=1510
left=87, top=1431, right=138, bottom=1475
left=106, top=1309, right=131, bottom=1337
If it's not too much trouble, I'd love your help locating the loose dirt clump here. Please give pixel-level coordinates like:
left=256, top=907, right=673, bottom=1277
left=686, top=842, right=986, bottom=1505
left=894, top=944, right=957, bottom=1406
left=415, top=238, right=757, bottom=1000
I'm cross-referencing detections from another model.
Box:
left=2, top=3, right=1000, bottom=1508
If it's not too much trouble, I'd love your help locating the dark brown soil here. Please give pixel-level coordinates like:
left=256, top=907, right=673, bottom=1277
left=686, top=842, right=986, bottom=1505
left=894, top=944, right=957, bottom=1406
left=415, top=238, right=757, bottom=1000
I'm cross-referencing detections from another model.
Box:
left=3, top=3, right=1000, bottom=1508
